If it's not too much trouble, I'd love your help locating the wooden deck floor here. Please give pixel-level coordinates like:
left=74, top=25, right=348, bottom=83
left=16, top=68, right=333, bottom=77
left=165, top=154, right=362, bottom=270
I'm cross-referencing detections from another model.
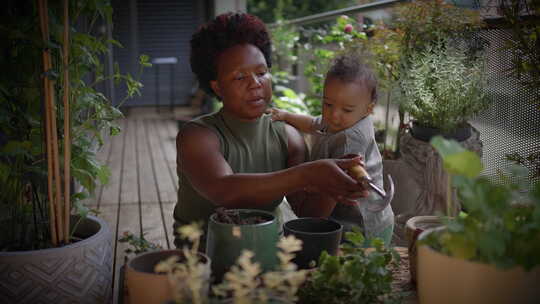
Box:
left=83, top=106, right=195, bottom=304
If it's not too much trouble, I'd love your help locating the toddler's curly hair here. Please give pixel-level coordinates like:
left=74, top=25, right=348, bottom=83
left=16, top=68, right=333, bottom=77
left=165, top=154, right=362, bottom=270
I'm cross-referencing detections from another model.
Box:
left=190, top=12, right=272, bottom=98
left=326, top=54, right=378, bottom=103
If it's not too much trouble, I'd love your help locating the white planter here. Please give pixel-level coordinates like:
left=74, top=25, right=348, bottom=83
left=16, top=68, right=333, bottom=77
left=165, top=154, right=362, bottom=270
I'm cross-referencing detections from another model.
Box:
left=417, top=229, right=540, bottom=304
left=0, top=215, right=113, bottom=304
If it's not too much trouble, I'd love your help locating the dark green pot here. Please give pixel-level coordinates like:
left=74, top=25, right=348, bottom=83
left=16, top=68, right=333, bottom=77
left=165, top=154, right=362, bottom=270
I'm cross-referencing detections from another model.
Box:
left=206, top=209, right=279, bottom=282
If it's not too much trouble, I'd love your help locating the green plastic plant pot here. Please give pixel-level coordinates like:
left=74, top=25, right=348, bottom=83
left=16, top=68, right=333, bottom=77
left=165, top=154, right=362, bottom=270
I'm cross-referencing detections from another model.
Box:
left=283, top=217, right=342, bottom=269
left=206, top=209, right=279, bottom=282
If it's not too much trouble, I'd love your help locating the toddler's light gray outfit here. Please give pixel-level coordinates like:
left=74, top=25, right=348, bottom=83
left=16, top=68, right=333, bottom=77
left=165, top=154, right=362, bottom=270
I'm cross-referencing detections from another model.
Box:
left=310, top=115, right=394, bottom=238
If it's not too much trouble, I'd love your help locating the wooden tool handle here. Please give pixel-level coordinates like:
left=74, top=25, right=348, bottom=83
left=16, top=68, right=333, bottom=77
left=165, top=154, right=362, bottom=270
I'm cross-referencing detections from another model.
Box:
left=348, top=165, right=370, bottom=181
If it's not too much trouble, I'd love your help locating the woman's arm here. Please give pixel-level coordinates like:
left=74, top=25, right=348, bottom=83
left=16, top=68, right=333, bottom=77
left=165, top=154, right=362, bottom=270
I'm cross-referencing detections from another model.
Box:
left=177, top=124, right=365, bottom=209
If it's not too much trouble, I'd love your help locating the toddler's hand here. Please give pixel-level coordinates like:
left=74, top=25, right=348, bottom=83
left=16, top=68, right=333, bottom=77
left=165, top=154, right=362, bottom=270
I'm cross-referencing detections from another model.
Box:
left=265, top=108, right=288, bottom=121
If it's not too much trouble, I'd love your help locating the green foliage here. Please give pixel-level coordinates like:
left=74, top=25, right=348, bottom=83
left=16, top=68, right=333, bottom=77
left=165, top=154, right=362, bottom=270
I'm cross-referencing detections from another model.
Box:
left=247, top=0, right=356, bottom=23
left=0, top=0, right=148, bottom=250
left=118, top=231, right=163, bottom=256
left=298, top=230, right=401, bottom=304
left=497, top=0, right=540, bottom=107
left=393, top=0, right=484, bottom=61
left=431, top=136, right=483, bottom=178
left=400, top=39, right=490, bottom=132
left=422, top=137, right=540, bottom=271
left=271, top=15, right=368, bottom=116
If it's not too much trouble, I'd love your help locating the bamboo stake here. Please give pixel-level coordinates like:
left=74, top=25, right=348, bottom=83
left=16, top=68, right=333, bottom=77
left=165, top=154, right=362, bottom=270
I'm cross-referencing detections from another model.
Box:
left=38, top=0, right=58, bottom=247
left=62, top=0, right=71, bottom=243
left=39, top=0, right=65, bottom=244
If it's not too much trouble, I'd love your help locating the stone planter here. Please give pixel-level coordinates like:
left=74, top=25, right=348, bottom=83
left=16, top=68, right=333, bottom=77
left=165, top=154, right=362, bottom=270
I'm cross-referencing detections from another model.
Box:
left=417, top=228, right=540, bottom=304
left=125, top=249, right=211, bottom=304
left=0, top=215, right=113, bottom=304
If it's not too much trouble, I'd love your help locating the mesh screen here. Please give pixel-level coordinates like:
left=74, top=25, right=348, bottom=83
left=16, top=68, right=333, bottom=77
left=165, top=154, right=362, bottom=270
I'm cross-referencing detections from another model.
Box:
left=469, top=25, right=540, bottom=184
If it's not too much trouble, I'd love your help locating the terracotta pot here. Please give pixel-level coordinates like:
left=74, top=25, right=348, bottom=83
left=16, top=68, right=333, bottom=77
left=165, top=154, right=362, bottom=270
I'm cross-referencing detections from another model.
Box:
left=125, top=249, right=211, bottom=304
left=405, top=215, right=444, bottom=284
left=206, top=209, right=279, bottom=283
left=0, top=215, right=113, bottom=304
left=417, top=228, right=540, bottom=304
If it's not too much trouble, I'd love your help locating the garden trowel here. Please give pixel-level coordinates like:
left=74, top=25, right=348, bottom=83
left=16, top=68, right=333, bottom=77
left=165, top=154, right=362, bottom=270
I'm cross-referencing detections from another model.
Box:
left=349, top=165, right=395, bottom=212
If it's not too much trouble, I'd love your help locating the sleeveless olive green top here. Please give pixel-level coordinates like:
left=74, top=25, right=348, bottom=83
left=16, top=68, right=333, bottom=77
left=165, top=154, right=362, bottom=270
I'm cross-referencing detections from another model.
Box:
left=174, top=109, right=289, bottom=230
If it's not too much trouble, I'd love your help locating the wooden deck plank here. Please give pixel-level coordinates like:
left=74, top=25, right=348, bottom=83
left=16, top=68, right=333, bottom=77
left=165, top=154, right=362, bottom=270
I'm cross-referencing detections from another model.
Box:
left=101, top=119, right=126, bottom=205
left=136, top=120, right=159, bottom=203
left=159, top=119, right=179, bottom=191
left=120, top=119, right=140, bottom=206
left=147, top=120, right=177, bottom=203
left=162, top=201, right=176, bottom=249
left=138, top=120, right=170, bottom=249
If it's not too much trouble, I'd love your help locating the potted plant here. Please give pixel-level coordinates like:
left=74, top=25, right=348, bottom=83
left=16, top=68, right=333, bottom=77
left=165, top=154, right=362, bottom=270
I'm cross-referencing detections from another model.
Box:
left=416, top=136, right=540, bottom=303
left=125, top=223, right=211, bottom=304
left=156, top=224, right=308, bottom=304
left=399, top=39, right=490, bottom=142
left=0, top=1, right=147, bottom=303
left=297, top=230, right=402, bottom=304
left=206, top=208, right=280, bottom=282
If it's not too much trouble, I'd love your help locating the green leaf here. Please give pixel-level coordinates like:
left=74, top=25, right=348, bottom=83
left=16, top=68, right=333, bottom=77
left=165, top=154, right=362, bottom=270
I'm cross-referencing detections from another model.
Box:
left=430, top=136, right=483, bottom=178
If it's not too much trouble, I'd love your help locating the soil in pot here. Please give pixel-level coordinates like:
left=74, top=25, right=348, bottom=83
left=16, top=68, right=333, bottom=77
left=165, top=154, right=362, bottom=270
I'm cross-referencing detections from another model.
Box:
left=214, top=207, right=270, bottom=225
left=283, top=217, right=343, bottom=269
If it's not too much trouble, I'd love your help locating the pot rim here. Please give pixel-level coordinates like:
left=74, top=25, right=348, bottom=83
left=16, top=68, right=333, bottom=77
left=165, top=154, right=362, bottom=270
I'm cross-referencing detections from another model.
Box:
left=283, top=217, right=343, bottom=236
left=0, top=214, right=108, bottom=256
left=127, top=249, right=211, bottom=274
left=209, top=208, right=276, bottom=227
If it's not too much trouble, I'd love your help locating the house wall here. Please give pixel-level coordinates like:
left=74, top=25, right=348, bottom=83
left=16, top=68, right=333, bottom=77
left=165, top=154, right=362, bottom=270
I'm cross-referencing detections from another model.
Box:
left=110, top=0, right=207, bottom=107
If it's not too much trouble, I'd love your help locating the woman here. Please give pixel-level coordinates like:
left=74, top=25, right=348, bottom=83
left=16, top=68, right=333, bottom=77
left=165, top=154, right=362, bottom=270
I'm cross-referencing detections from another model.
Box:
left=174, top=12, right=367, bottom=249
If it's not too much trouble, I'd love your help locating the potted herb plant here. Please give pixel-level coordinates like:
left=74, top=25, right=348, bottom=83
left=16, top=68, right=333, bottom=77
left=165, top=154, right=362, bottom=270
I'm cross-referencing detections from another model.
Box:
left=0, top=1, right=147, bottom=303
left=297, top=230, right=401, bottom=304
left=156, top=224, right=308, bottom=304
left=416, top=136, right=540, bottom=303
left=399, top=39, right=490, bottom=142
left=125, top=223, right=211, bottom=304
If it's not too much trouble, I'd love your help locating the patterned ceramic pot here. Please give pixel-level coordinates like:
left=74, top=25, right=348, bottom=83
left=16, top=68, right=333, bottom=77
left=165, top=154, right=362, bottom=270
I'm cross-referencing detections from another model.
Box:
left=0, top=215, right=113, bottom=304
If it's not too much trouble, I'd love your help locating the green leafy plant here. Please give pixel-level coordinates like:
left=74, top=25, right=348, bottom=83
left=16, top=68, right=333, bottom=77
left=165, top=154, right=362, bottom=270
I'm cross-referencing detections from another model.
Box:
left=0, top=0, right=148, bottom=251
left=400, top=39, right=490, bottom=132
left=423, top=136, right=540, bottom=271
left=297, top=231, right=401, bottom=304
left=497, top=0, right=540, bottom=108
left=118, top=231, right=163, bottom=256
left=271, top=15, right=368, bottom=117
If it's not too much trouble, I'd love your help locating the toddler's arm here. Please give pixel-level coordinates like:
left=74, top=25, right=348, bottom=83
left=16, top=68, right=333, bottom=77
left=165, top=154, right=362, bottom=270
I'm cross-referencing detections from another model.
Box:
left=266, top=108, right=315, bottom=133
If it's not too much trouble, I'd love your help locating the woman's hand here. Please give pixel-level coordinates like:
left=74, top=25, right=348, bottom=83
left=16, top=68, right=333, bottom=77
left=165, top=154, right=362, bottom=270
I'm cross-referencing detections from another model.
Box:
left=265, top=107, right=288, bottom=121
left=303, top=156, right=369, bottom=202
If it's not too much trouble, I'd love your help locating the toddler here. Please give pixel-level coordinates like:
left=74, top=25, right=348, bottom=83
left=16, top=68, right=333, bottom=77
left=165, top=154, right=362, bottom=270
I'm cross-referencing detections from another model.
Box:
left=268, top=54, right=394, bottom=246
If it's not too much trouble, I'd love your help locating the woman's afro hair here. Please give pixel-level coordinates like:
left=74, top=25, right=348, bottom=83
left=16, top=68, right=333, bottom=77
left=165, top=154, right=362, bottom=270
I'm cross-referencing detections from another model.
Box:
left=190, top=12, right=272, bottom=98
